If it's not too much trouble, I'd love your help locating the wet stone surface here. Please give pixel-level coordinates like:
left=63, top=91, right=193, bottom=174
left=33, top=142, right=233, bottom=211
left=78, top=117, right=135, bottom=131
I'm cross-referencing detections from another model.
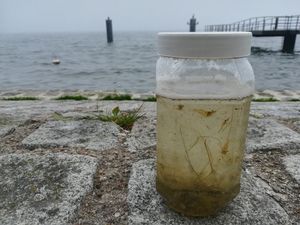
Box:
left=0, top=153, right=98, bottom=225
left=247, top=118, right=300, bottom=153
left=128, top=159, right=290, bottom=225
left=22, top=120, right=121, bottom=151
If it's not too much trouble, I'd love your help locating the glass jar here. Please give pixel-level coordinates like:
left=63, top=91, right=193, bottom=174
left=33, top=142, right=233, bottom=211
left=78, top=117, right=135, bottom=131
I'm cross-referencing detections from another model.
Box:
left=156, top=32, right=255, bottom=217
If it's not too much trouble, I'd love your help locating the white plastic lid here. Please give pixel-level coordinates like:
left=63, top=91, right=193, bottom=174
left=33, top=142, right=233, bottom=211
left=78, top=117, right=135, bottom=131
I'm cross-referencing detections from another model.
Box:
left=157, top=32, right=252, bottom=59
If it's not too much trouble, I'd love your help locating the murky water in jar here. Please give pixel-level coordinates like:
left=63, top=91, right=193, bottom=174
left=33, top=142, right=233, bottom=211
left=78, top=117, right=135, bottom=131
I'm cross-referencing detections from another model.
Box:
left=156, top=95, right=252, bottom=217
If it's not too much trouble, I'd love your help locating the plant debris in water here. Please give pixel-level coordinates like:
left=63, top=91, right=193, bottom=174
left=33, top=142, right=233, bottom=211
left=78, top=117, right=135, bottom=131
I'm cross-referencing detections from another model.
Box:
left=55, top=95, right=88, bottom=101
left=102, top=94, right=132, bottom=101
left=97, top=106, right=143, bottom=130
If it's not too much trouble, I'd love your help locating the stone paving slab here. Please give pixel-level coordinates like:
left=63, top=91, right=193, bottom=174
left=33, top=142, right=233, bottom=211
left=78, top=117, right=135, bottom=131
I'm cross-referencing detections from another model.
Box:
left=283, top=154, right=300, bottom=184
left=2, top=100, right=299, bottom=121
left=0, top=113, right=28, bottom=124
left=247, top=118, right=300, bottom=153
left=0, top=153, right=98, bottom=225
left=292, top=120, right=300, bottom=132
left=0, top=101, right=99, bottom=120
left=0, top=113, right=29, bottom=138
left=128, top=159, right=290, bottom=225
left=0, top=100, right=153, bottom=120
left=0, top=126, right=16, bottom=138
left=60, top=111, right=93, bottom=119
left=126, top=116, right=300, bottom=154
left=126, top=116, right=156, bottom=152
left=22, top=120, right=121, bottom=151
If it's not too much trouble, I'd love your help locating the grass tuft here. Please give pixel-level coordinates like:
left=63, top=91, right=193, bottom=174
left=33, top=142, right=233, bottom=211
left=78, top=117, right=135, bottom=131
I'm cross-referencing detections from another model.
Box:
left=289, top=98, right=300, bottom=102
left=142, top=96, right=156, bottom=102
left=51, top=112, right=70, bottom=121
left=102, top=94, right=132, bottom=101
left=55, top=95, right=88, bottom=101
left=252, top=98, right=278, bottom=102
left=2, top=96, right=39, bottom=101
left=97, top=105, right=143, bottom=130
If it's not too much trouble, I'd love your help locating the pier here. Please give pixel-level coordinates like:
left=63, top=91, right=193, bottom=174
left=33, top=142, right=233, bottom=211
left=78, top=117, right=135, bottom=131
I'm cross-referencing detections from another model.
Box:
left=205, top=15, right=300, bottom=53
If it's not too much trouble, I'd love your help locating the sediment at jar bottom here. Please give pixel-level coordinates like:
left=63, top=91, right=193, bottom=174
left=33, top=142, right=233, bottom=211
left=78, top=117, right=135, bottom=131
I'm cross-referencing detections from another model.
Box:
left=156, top=95, right=252, bottom=217
left=156, top=177, right=240, bottom=217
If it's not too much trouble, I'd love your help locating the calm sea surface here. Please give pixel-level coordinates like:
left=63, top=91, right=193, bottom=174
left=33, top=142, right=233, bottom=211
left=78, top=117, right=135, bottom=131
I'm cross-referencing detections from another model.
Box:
left=0, top=32, right=299, bottom=92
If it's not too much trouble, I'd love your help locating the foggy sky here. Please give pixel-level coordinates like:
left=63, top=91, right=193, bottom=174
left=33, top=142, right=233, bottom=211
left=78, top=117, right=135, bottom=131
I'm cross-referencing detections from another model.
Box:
left=1, top=0, right=299, bottom=33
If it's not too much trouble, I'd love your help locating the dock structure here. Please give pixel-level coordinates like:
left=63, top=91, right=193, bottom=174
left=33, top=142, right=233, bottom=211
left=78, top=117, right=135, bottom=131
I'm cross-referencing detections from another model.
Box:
left=106, top=17, right=113, bottom=43
left=205, top=15, right=300, bottom=53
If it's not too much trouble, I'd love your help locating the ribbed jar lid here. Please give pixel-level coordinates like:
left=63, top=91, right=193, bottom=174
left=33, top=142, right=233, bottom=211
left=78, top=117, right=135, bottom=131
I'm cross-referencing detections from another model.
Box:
left=157, top=32, right=252, bottom=59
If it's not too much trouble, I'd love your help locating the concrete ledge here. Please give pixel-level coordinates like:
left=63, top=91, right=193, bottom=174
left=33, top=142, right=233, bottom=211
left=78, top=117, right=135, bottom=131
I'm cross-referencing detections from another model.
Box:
left=0, top=90, right=300, bottom=101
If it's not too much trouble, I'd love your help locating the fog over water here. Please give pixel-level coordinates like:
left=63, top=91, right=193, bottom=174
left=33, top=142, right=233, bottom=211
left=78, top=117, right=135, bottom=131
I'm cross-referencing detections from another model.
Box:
left=1, top=0, right=299, bottom=33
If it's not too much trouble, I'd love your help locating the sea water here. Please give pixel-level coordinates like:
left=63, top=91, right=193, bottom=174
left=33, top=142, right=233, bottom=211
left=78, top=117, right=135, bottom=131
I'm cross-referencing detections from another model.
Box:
left=0, top=32, right=299, bottom=91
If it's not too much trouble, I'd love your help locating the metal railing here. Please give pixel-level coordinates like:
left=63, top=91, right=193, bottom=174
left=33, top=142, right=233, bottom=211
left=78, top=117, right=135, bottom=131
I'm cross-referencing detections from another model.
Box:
left=205, top=15, right=300, bottom=32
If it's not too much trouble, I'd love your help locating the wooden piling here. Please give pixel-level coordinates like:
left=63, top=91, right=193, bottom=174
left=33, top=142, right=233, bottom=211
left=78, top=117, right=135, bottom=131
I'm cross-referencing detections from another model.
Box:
left=188, top=15, right=198, bottom=32
left=282, top=31, right=297, bottom=53
left=106, top=17, right=113, bottom=43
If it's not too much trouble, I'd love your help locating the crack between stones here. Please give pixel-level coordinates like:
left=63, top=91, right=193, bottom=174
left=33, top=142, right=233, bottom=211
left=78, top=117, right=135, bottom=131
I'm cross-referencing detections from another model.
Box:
left=255, top=174, right=290, bottom=218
